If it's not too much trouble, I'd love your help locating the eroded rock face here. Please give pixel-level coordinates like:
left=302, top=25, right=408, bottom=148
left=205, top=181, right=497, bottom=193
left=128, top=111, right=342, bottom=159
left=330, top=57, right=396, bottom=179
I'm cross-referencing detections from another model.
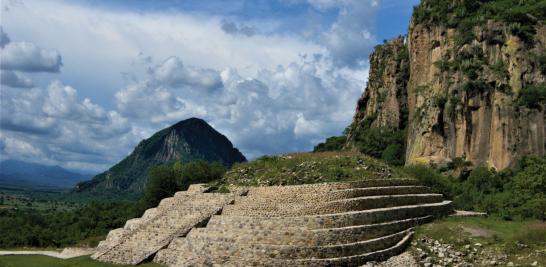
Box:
left=345, top=37, right=409, bottom=147
left=347, top=20, right=545, bottom=170
left=405, top=21, right=545, bottom=169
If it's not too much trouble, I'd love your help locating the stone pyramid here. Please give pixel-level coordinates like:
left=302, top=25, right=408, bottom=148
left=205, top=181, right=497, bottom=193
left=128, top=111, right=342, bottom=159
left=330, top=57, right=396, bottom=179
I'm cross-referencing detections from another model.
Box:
left=93, top=179, right=453, bottom=266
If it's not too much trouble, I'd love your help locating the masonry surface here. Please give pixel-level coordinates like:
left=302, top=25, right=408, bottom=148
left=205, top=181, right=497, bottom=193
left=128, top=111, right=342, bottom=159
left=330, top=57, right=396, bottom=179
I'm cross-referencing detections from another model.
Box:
left=93, top=179, right=453, bottom=266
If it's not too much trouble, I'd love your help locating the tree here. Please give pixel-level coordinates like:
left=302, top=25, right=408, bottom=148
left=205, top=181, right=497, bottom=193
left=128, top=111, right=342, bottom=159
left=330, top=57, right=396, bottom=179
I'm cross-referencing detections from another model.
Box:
left=313, top=136, right=346, bottom=152
left=174, top=160, right=226, bottom=190
left=142, top=165, right=179, bottom=209
left=509, top=156, right=546, bottom=220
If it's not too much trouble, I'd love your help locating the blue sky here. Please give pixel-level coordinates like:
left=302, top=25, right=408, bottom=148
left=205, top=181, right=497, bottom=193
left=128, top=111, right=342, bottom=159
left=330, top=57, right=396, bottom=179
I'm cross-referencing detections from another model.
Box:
left=0, top=0, right=419, bottom=172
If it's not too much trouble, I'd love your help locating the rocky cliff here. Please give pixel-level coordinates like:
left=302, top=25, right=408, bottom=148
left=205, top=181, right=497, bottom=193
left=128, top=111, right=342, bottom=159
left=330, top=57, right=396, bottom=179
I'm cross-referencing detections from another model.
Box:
left=75, top=118, right=246, bottom=194
left=347, top=0, right=545, bottom=170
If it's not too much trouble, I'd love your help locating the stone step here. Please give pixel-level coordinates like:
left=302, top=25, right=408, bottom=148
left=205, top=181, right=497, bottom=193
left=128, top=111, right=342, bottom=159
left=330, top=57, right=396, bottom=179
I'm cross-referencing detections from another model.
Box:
left=178, top=230, right=414, bottom=267
left=234, top=186, right=432, bottom=205
left=92, top=192, right=242, bottom=265
left=176, top=229, right=410, bottom=264
left=245, top=179, right=420, bottom=197
left=186, top=215, right=432, bottom=246
left=208, top=200, right=452, bottom=230
left=222, top=194, right=444, bottom=216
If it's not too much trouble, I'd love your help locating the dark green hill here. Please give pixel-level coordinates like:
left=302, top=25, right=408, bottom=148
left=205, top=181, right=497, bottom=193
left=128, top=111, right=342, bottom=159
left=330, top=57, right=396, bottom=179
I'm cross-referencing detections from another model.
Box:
left=75, top=118, right=246, bottom=194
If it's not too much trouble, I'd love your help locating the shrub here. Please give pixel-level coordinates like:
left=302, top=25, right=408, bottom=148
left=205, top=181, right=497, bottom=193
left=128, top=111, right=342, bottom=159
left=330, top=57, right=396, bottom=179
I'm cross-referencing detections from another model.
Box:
left=142, top=160, right=226, bottom=209
left=313, top=136, right=346, bottom=152
left=507, top=156, right=546, bottom=220
left=142, top=165, right=178, bottom=209
left=403, top=165, right=456, bottom=199
left=517, top=84, right=546, bottom=109
left=381, top=144, right=405, bottom=166
left=354, top=127, right=405, bottom=160
left=174, top=160, right=226, bottom=189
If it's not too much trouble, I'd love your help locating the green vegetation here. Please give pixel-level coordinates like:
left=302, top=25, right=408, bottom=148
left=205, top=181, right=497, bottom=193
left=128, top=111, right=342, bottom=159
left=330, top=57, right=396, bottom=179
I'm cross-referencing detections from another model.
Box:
left=413, top=0, right=545, bottom=45
left=142, top=160, right=226, bottom=209
left=0, top=255, right=163, bottom=267
left=313, top=136, right=346, bottom=152
left=221, top=152, right=403, bottom=187
left=517, top=84, right=546, bottom=109
left=403, top=156, right=546, bottom=220
left=413, top=217, right=546, bottom=266
left=353, top=127, right=406, bottom=166
left=0, top=160, right=226, bottom=249
left=0, top=202, right=141, bottom=248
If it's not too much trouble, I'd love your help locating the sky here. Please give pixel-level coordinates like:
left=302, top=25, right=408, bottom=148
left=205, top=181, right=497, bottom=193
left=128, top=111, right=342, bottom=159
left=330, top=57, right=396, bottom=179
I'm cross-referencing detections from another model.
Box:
left=0, top=0, right=419, bottom=173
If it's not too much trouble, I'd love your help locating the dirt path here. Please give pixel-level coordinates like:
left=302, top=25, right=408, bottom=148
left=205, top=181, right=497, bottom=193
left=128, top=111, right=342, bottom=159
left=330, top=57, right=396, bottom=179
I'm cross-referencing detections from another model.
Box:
left=0, top=247, right=94, bottom=259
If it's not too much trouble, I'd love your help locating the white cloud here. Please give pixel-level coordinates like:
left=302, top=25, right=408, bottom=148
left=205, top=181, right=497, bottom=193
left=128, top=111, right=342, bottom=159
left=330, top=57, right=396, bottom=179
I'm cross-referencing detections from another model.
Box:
left=1, top=41, right=62, bottom=72
left=0, top=0, right=378, bottom=170
left=0, top=70, right=34, bottom=88
left=114, top=54, right=365, bottom=158
left=152, top=57, right=223, bottom=92
left=1, top=81, right=135, bottom=172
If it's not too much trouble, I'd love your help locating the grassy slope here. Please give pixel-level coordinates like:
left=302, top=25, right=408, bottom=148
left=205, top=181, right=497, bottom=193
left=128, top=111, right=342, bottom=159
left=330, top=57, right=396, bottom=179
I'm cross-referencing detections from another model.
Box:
left=220, top=151, right=406, bottom=187
left=412, top=217, right=546, bottom=266
left=0, top=255, right=163, bottom=267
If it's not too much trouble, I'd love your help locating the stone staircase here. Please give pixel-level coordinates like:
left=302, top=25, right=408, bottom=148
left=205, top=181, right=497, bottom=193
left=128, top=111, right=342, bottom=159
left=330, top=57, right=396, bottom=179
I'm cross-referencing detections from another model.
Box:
left=91, top=184, right=246, bottom=265
left=151, top=179, right=453, bottom=266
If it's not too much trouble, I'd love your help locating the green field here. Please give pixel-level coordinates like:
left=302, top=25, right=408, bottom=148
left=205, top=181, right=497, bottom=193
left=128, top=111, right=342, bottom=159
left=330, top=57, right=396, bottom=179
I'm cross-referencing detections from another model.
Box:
left=0, top=255, right=163, bottom=267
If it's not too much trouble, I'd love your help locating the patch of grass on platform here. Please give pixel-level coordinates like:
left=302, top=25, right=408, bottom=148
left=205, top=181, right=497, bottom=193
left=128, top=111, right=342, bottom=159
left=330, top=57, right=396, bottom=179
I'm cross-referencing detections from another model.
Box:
left=0, top=255, right=163, bottom=267
left=414, top=216, right=546, bottom=266
left=220, top=151, right=406, bottom=186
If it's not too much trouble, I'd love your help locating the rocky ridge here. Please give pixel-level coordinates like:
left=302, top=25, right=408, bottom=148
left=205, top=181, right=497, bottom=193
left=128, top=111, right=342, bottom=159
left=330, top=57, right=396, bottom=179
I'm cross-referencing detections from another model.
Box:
left=346, top=1, right=545, bottom=170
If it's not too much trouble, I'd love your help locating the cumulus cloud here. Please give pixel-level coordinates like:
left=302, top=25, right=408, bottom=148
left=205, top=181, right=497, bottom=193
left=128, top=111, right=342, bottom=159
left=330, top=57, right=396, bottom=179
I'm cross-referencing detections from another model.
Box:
left=221, top=20, right=256, bottom=37
left=1, top=81, right=135, bottom=171
left=0, top=26, right=10, bottom=48
left=1, top=41, right=63, bottom=72
left=320, top=0, right=378, bottom=68
left=0, top=70, right=34, bottom=88
left=152, top=57, right=223, bottom=92
left=115, top=54, right=365, bottom=158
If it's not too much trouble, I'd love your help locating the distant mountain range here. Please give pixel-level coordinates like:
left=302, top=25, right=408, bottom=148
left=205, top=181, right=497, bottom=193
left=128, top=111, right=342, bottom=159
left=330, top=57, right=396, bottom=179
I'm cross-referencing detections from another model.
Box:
left=0, top=160, right=91, bottom=190
left=75, top=117, right=246, bottom=194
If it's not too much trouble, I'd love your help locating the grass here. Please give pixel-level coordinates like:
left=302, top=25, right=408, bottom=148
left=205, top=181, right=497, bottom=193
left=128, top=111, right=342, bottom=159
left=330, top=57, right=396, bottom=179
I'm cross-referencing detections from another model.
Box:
left=413, top=216, right=546, bottom=266
left=219, top=151, right=406, bottom=187
left=0, top=255, right=163, bottom=267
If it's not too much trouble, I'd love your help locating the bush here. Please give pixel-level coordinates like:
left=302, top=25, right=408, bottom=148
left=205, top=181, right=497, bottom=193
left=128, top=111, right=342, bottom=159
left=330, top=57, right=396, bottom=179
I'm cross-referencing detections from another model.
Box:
left=403, top=165, right=456, bottom=199
left=354, top=127, right=406, bottom=161
left=174, top=160, right=226, bottom=189
left=142, top=160, right=226, bottom=209
left=406, top=156, right=546, bottom=220
left=517, top=84, right=546, bottom=109
left=142, top=165, right=179, bottom=209
left=313, top=136, right=346, bottom=152
left=507, top=156, right=546, bottom=220
left=381, top=144, right=405, bottom=166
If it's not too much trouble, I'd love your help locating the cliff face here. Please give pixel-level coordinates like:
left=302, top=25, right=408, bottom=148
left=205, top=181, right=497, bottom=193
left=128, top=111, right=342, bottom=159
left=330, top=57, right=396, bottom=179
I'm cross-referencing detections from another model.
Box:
left=347, top=2, right=545, bottom=170
left=75, top=118, right=246, bottom=194
left=345, top=37, right=409, bottom=146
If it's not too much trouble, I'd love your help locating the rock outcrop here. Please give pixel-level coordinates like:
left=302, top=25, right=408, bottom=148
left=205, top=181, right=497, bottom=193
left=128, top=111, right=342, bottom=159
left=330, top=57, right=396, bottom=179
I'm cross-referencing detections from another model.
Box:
left=347, top=1, right=545, bottom=170
left=94, top=179, right=453, bottom=266
left=75, top=118, right=246, bottom=194
left=346, top=36, right=409, bottom=144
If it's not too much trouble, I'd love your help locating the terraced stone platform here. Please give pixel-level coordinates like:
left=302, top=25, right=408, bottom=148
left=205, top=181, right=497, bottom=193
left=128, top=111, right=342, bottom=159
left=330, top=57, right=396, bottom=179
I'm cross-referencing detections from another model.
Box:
left=94, top=179, right=453, bottom=266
